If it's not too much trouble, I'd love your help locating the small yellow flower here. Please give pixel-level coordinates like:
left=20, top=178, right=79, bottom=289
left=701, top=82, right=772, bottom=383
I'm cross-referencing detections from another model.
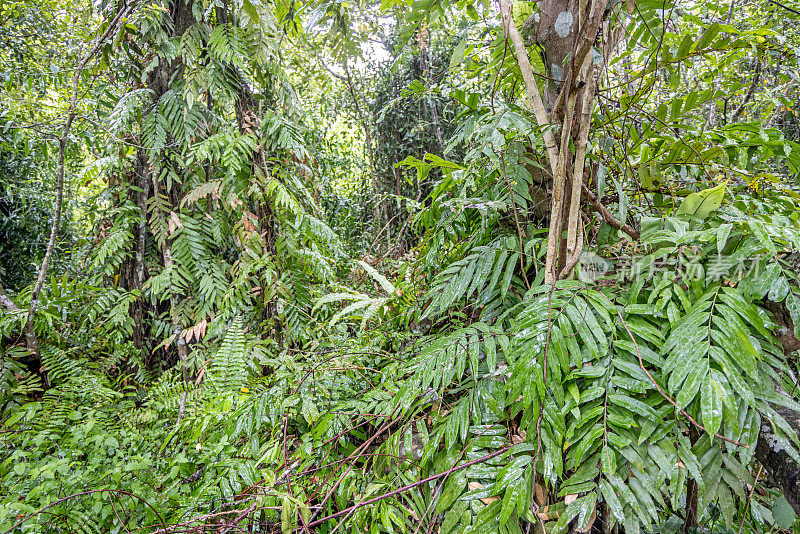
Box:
left=240, top=387, right=250, bottom=394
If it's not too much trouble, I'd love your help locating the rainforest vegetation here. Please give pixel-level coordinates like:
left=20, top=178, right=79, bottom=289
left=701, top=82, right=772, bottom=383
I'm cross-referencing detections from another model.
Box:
left=2, top=0, right=800, bottom=532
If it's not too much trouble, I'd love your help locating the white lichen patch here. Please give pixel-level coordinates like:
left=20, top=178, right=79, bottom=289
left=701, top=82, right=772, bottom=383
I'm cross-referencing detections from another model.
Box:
left=554, top=11, right=573, bottom=38
left=551, top=63, right=564, bottom=82
left=592, top=47, right=603, bottom=66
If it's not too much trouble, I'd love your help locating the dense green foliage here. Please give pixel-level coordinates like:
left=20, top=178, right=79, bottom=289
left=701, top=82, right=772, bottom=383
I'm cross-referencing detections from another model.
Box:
left=2, top=0, right=800, bottom=533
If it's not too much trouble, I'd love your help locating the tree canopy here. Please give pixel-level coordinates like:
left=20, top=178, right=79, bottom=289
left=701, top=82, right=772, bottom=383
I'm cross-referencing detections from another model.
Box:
left=1, top=0, right=800, bottom=532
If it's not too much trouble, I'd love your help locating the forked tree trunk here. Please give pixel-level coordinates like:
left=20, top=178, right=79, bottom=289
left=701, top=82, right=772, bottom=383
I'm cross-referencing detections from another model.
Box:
left=501, top=0, right=800, bottom=524
left=500, top=0, right=613, bottom=283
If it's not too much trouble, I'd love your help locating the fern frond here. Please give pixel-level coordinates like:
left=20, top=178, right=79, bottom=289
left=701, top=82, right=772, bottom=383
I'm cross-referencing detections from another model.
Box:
left=209, top=318, right=247, bottom=391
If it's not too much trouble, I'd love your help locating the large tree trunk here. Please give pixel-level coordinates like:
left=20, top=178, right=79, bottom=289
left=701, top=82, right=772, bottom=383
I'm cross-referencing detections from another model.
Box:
left=757, top=403, right=800, bottom=514
left=213, top=3, right=283, bottom=344
left=136, top=0, right=196, bottom=372
left=119, top=147, right=152, bottom=363
left=758, top=298, right=800, bottom=514
left=234, top=83, right=282, bottom=344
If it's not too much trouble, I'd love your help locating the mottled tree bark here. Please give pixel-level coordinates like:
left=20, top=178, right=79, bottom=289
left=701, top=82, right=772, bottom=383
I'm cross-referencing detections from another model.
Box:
left=215, top=3, right=282, bottom=344
left=0, top=281, right=16, bottom=313
left=758, top=298, right=800, bottom=514
left=234, top=82, right=283, bottom=345
left=119, top=148, right=152, bottom=360
left=757, top=403, right=800, bottom=514
left=143, top=0, right=196, bottom=372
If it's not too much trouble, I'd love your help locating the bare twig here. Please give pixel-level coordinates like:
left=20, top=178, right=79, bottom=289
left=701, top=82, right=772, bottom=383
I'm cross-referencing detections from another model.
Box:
left=297, top=445, right=513, bottom=531
left=583, top=184, right=640, bottom=241
left=306, top=411, right=403, bottom=523
left=730, top=60, right=761, bottom=123
left=219, top=502, right=259, bottom=534
left=765, top=0, right=800, bottom=17
left=500, top=153, right=531, bottom=290
left=738, top=465, right=763, bottom=534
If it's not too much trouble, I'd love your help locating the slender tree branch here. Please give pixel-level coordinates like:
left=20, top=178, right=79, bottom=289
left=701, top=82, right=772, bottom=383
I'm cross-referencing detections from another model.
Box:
left=298, top=445, right=513, bottom=530
left=560, top=219, right=584, bottom=279
left=738, top=465, right=763, bottom=534
left=765, top=0, right=800, bottom=16
left=498, top=0, right=559, bottom=175
left=545, top=91, right=578, bottom=283
left=3, top=488, right=164, bottom=534
left=566, top=60, right=596, bottom=262
left=23, top=6, right=130, bottom=356
left=500, top=153, right=531, bottom=290
left=583, top=184, right=641, bottom=241
left=306, top=411, right=403, bottom=524
left=709, top=0, right=737, bottom=127
left=730, top=59, right=761, bottom=123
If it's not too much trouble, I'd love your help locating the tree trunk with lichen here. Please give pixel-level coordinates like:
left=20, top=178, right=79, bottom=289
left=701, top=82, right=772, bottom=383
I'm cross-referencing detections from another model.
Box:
left=757, top=403, right=800, bottom=514
left=501, top=0, right=620, bottom=283
left=757, top=299, right=800, bottom=515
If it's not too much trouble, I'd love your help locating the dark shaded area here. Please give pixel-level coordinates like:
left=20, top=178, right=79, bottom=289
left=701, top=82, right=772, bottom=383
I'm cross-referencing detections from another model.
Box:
left=0, top=152, right=67, bottom=290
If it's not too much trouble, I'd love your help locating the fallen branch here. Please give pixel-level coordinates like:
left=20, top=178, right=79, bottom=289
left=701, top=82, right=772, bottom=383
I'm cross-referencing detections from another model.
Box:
left=306, top=411, right=404, bottom=523
left=2, top=489, right=165, bottom=534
